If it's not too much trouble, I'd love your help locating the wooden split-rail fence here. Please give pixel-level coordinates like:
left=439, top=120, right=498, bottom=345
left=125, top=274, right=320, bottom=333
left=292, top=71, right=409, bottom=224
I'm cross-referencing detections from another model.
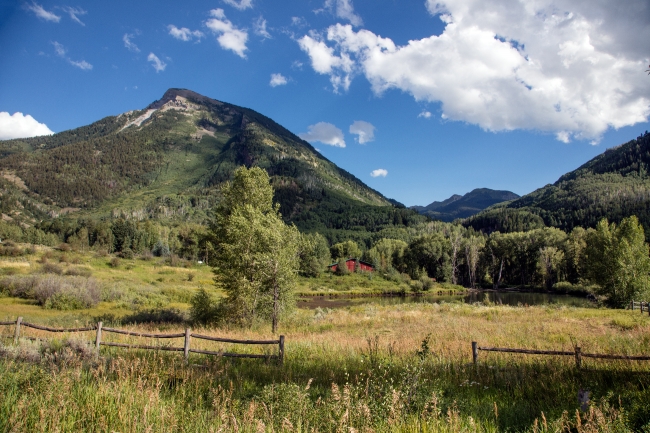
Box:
left=629, top=300, right=650, bottom=314
left=471, top=342, right=650, bottom=368
left=0, top=317, right=285, bottom=364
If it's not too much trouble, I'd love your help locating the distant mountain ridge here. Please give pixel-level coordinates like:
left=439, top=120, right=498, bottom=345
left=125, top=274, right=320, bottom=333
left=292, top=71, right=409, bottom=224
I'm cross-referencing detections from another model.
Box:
left=464, top=131, right=650, bottom=237
left=412, top=188, right=519, bottom=222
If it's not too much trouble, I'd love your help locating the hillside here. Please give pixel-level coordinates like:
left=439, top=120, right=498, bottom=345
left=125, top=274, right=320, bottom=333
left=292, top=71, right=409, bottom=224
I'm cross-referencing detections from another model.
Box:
left=0, top=89, right=426, bottom=243
left=465, top=131, right=650, bottom=235
left=412, top=188, right=519, bottom=222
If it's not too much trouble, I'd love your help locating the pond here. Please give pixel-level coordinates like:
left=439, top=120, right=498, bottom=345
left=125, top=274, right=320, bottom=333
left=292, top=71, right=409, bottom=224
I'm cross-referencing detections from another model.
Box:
left=297, top=290, right=593, bottom=309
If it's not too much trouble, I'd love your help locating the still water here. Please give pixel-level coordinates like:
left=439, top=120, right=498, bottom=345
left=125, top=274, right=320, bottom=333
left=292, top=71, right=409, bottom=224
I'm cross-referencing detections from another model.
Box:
left=297, top=291, right=593, bottom=309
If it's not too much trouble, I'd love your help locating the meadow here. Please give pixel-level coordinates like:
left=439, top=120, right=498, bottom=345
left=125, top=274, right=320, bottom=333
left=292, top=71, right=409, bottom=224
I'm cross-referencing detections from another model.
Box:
left=1, top=245, right=649, bottom=432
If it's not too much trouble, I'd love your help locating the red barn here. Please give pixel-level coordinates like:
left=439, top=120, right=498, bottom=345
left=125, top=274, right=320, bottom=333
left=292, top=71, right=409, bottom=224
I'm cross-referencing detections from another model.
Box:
left=328, top=258, right=374, bottom=273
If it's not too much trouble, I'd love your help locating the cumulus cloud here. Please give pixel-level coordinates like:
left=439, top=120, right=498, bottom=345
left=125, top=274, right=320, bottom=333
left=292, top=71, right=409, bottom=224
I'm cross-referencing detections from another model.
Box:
left=123, top=33, right=140, bottom=52
left=254, top=16, right=271, bottom=39
left=0, top=112, right=54, bottom=140
left=349, top=120, right=375, bottom=144
left=147, top=53, right=167, bottom=72
left=299, top=0, right=650, bottom=142
left=418, top=111, right=432, bottom=119
left=270, top=73, right=288, bottom=87
left=168, top=25, right=204, bottom=42
left=223, top=0, right=253, bottom=10
left=323, top=0, right=363, bottom=27
left=25, top=2, right=60, bottom=22
left=370, top=169, right=387, bottom=178
left=205, top=9, right=248, bottom=58
left=298, top=32, right=354, bottom=93
left=299, top=122, right=346, bottom=147
left=61, top=6, right=86, bottom=25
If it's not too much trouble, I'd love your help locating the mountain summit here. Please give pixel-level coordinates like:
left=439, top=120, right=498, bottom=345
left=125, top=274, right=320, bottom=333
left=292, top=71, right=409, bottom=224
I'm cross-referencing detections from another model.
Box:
left=412, top=188, right=519, bottom=222
left=0, top=89, right=421, bottom=240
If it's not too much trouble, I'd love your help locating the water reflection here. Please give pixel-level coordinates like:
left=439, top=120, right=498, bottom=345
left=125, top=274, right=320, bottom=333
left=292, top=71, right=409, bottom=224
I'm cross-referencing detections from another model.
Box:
left=297, top=291, right=592, bottom=309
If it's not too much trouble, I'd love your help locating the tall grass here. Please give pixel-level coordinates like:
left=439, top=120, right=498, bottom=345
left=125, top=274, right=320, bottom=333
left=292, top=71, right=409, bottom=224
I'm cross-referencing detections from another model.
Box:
left=1, top=302, right=649, bottom=432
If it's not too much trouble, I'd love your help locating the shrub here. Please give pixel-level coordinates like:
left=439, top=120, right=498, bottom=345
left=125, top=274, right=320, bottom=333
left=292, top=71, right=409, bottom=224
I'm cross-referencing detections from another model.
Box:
left=190, top=288, right=220, bottom=325
left=0, top=275, right=100, bottom=309
left=152, top=240, right=170, bottom=257
left=109, top=257, right=121, bottom=268
left=64, top=267, right=92, bottom=277
left=119, top=248, right=134, bottom=259
left=41, top=263, right=63, bottom=275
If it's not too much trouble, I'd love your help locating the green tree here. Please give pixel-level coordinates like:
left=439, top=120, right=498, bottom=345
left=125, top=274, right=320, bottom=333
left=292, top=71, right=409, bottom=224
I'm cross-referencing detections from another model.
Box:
left=298, top=232, right=331, bottom=277
left=212, top=166, right=300, bottom=332
left=330, top=240, right=361, bottom=261
left=584, top=216, right=650, bottom=307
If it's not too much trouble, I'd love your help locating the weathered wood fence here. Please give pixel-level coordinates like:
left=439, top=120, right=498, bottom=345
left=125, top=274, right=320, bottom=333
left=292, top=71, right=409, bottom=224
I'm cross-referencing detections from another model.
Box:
left=1, top=317, right=284, bottom=364
left=629, top=300, right=650, bottom=314
left=471, top=341, right=650, bottom=368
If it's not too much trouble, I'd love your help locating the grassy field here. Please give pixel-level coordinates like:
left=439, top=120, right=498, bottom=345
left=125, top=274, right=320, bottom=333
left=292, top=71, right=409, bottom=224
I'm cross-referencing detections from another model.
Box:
left=1, top=246, right=649, bottom=432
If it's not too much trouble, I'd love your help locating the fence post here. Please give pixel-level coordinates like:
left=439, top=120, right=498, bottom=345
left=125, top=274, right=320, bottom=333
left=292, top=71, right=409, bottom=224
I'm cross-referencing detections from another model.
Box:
left=278, top=335, right=285, bottom=366
left=472, top=341, right=478, bottom=365
left=184, top=328, right=191, bottom=363
left=575, top=346, right=582, bottom=369
left=95, top=322, right=103, bottom=352
left=14, top=317, right=22, bottom=344
left=630, top=301, right=634, bottom=310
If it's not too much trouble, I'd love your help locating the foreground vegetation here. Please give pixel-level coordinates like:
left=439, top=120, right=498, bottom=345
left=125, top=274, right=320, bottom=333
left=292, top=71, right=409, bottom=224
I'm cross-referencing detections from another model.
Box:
left=1, top=302, right=649, bottom=432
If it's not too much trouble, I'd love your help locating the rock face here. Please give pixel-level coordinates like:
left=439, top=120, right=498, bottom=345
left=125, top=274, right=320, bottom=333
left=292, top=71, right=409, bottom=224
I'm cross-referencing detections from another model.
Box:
left=413, top=188, right=520, bottom=222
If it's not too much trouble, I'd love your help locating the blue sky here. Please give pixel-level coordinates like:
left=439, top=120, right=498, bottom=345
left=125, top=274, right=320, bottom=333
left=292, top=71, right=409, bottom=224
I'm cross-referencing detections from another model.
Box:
left=1, top=0, right=649, bottom=206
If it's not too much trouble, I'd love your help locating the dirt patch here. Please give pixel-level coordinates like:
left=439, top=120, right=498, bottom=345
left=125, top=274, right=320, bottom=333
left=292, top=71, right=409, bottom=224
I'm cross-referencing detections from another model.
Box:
left=1, top=172, right=28, bottom=190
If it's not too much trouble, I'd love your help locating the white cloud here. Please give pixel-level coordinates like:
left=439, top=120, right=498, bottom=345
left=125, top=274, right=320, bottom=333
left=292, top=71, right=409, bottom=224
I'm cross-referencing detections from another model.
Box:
left=254, top=16, right=271, bottom=39
left=61, top=6, right=86, bottom=26
left=223, top=0, right=253, bottom=10
left=205, top=9, right=248, bottom=58
left=0, top=112, right=54, bottom=140
left=69, top=59, right=92, bottom=70
left=299, top=122, right=346, bottom=147
left=52, top=41, right=66, bottom=57
left=291, top=17, right=307, bottom=27
left=52, top=41, right=91, bottom=70
left=123, top=33, right=140, bottom=52
left=270, top=73, right=288, bottom=87
left=299, top=0, right=650, bottom=142
left=298, top=32, right=354, bottom=93
left=147, top=53, right=167, bottom=72
left=324, top=0, right=363, bottom=27
left=418, top=111, right=432, bottom=119
left=25, top=2, right=60, bottom=22
left=349, top=120, right=375, bottom=144
left=168, top=25, right=204, bottom=42
left=370, top=169, right=387, bottom=178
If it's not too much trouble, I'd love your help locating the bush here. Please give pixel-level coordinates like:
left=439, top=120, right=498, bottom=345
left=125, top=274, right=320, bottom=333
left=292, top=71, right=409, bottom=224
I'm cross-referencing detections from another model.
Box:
left=109, top=257, right=121, bottom=268
left=64, top=267, right=92, bottom=277
left=152, top=240, right=170, bottom=257
left=190, top=288, right=220, bottom=325
left=41, top=263, right=63, bottom=275
left=119, top=248, right=134, bottom=259
left=0, top=275, right=100, bottom=309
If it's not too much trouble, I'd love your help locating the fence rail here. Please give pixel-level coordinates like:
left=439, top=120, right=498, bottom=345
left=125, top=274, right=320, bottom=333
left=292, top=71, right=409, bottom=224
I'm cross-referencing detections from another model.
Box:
left=630, top=300, right=650, bottom=314
left=0, top=317, right=284, bottom=364
left=472, top=341, right=650, bottom=368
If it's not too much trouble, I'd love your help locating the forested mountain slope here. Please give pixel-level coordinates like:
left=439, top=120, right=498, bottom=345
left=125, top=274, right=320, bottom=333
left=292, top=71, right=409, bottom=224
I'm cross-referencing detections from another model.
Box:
left=465, top=131, right=650, bottom=236
left=412, top=188, right=519, bottom=221
left=0, top=89, right=425, bottom=241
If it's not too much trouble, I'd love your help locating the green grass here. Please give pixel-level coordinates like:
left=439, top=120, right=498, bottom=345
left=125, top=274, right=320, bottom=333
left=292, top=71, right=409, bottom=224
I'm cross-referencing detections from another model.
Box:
left=1, top=247, right=649, bottom=432
left=1, top=302, right=649, bottom=432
